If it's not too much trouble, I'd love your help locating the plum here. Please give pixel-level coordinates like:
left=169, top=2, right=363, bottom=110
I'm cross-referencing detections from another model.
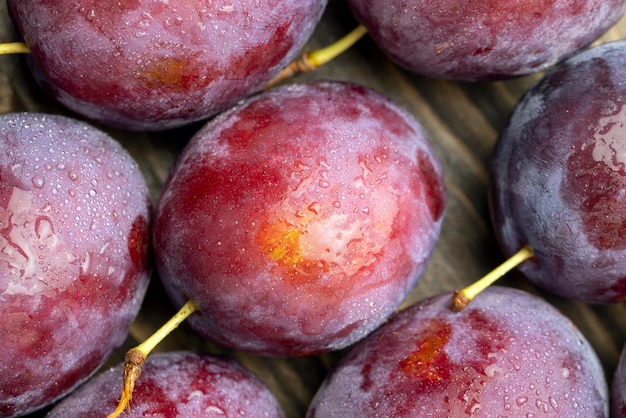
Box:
left=153, top=81, right=446, bottom=357
left=7, top=0, right=328, bottom=131
left=0, top=113, right=151, bottom=417
left=45, top=351, right=284, bottom=417
left=346, top=0, right=626, bottom=81
left=307, top=286, right=609, bottom=417
left=613, top=344, right=626, bottom=417
left=490, top=39, right=626, bottom=304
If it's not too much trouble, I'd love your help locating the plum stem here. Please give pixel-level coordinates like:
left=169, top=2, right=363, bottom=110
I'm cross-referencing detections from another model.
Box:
left=451, top=245, right=534, bottom=312
left=108, top=299, right=199, bottom=418
left=0, top=42, right=30, bottom=54
left=308, top=24, right=368, bottom=67
left=266, top=24, right=368, bottom=87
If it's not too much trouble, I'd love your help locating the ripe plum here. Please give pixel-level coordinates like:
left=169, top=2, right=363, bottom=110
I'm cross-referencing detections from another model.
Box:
left=153, top=81, right=446, bottom=357
left=7, top=0, right=327, bottom=131
left=346, top=0, right=626, bottom=81
left=307, top=286, right=609, bottom=417
left=613, top=344, right=626, bottom=417
left=0, top=113, right=151, bottom=417
left=490, top=39, right=626, bottom=303
left=45, top=351, right=284, bottom=417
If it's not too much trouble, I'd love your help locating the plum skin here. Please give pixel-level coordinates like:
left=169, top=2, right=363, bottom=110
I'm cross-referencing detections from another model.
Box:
left=0, top=113, right=152, bottom=417
left=153, top=81, right=446, bottom=357
left=490, top=40, right=626, bottom=304
left=307, top=286, right=608, bottom=417
left=613, top=344, right=626, bottom=417
left=347, top=0, right=626, bottom=81
left=7, top=0, right=328, bottom=131
left=45, top=351, right=285, bottom=417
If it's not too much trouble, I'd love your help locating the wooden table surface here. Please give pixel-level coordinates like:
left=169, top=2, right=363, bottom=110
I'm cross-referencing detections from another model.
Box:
left=3, top=1, right=626, bottom=417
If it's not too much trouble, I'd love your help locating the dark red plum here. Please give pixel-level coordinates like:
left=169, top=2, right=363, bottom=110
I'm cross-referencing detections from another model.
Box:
left=307, top=286, right=608, bottom=417
left=7, top=0, right=327, bottom=131
left=613, top=344, right=626, bottom=417
left=0, top=113, right=151, bottom=417
left=45, top=351, right=284, bottom=418
left=153, top=81, right=446, bottom=357
left=347, top=0, right=626, bottom=81
left=490, top=40, right=626, bottom=304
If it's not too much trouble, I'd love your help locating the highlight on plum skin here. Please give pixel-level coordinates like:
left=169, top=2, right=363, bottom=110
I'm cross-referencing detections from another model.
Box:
left=153, top=81, right=446, bottom=357
left=307, top=286, right=609, bottom=417
left=0, top=113, right=152, bottom=417
left=45, top=351, right=285, bottom=418
left=613, top=344, right=626, bottom=417
left=490, top=39, right=626, bottom=304
left=7, top=0, right=328, bottom=131
left=346, top=0, right=626, bottom=81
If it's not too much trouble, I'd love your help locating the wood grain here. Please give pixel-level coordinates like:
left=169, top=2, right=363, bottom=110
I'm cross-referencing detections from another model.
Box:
left=2, top=1, right=626, bottom=417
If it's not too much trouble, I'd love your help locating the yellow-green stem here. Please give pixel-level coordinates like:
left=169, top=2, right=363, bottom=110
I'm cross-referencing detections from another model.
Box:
left=307, top=24, right=368, bottom=67
left=451, top=245, right=534, bottom=312
left=0, top=42, right=30, bottom=54
left=267, top=24, right=368, bottom=87
left=108, top=299, right=199, bottom=418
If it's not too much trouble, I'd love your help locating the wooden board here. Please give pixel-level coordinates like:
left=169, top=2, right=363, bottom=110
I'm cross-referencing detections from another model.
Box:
left=2, top=1, right=626, bottom=417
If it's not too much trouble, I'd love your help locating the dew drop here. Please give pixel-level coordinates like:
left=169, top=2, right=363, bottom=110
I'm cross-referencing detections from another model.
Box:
left=469, top=402, right=481, bottom=414
left=68, top=171, right=78, bottom=181
left=35, top=216, right=54, bottom=240
left=535, top=399, right=548, bottom=413
left=319, top=180, right=330, bottom=188
left=332, top=201, right=341, bottom=208
left=308, top=202, right=321, bottom=215
left=89, top=189, right=97, bottom=197
left=31, top=176, right=45, bottom=189
left=549, top=397, right=558, bottom=411
left=485, top=364, right=502, bottom=377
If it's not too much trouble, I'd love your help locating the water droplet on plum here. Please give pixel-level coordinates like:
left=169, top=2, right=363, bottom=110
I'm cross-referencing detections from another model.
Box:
left=31, top=176, right=45, bottom=188
left=308, top=202, right=321, bottom=214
